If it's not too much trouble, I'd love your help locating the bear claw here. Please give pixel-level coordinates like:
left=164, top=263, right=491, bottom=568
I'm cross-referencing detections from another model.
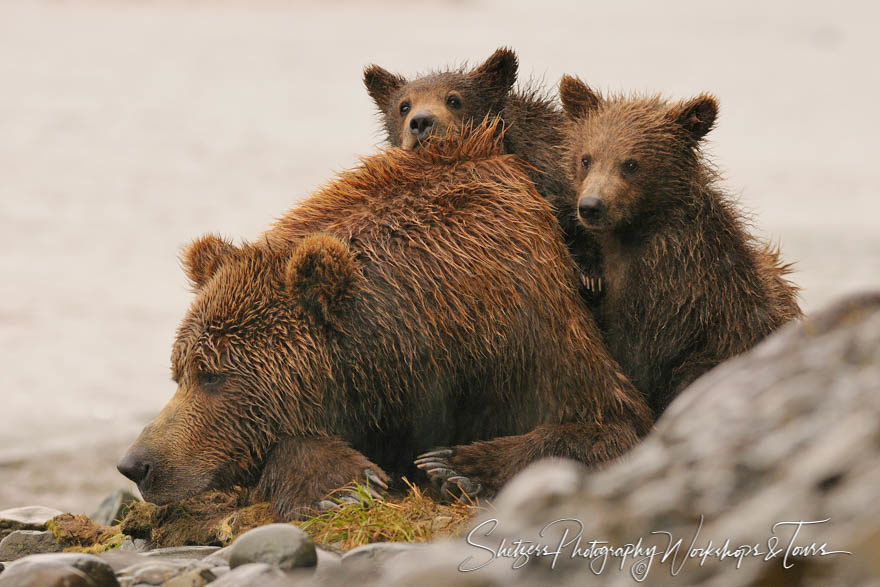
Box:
left=317, top=499, right=338, bottom=511
left=364, top=469, right=389, bottom=492
left=447, top=475, right=482, bottom=498
left=415, top=448, right=482, bottom=501
left=416, top=449, right=453, bottom=460
left=315, top=468, right=389, bottom=512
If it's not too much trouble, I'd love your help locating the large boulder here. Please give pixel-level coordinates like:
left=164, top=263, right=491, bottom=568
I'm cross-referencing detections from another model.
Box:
left=366, top=292, right=880, bottom=586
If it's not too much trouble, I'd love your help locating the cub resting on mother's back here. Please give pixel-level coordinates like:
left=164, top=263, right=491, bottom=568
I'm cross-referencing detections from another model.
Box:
left=559, top=76, right=802, bottom=417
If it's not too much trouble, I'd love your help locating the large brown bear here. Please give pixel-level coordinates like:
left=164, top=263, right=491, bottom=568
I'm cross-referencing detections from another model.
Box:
left=364, top=48, right=603, bottom=303
left=118, top=123, right=652, bottom=519
left=558, top=76, right=802, bottom=417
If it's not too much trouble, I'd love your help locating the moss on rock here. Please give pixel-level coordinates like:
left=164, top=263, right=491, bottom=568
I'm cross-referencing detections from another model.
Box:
left=47, top=513, right=123, bottom=553
left=119, top=489, right=274, bottom=547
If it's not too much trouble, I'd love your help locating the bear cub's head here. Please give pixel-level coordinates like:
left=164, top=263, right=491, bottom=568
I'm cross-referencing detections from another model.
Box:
left=364, top=48, right=518, bottom=149
left=117, top=234, right=359, bottom=505
left=559, top=75, right=718, bottom=233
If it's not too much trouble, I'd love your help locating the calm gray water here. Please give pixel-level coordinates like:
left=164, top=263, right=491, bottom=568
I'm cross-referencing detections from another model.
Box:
left=1, top=0, right=878, bottom=512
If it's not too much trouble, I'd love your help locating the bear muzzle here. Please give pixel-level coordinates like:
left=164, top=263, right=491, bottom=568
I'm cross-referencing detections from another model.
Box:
left=117, top=445, right=155, bottom=495
left=577, top=195, right=605, bottom=226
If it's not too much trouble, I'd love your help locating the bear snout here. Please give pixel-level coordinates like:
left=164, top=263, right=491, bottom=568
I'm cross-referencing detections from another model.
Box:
left=577, top=195, right=604, bottom=225
left=117, top=447, right=154, bottom=488
left=409, top=112, right=437, bottom=140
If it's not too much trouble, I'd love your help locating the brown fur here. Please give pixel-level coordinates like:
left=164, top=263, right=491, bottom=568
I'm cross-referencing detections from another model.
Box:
left=559, top=76, right=802, bottom=416
left=364, top=48, right=603, bottom=303
left=119, top=122, right=652, bottom=519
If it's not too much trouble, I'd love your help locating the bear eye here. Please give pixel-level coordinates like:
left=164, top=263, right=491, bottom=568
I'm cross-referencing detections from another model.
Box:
left=621, top=159, right=639, bottom=175
left=446, top=95, right=462, bottom=109
left=581, top=155, right=592, bottom=170
left=198, top=371, right=226, bottom=389
left=399, top=101, right=410, bottom=116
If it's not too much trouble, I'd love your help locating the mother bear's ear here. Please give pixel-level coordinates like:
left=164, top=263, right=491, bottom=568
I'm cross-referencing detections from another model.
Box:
left=181, top=234, right=237, bottom=289
left=286, top=234, right=359, bottom=326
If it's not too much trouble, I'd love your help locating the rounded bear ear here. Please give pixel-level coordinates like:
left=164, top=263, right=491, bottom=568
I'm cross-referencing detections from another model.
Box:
left=181, top=234, right=237, bottom=289
left=363, top=64, right=406, bottom=111
left=469, top=47, right=518, bottom=99
left=559, top=75, right=600, bottom=119
left=670, top=94, right=718, bottom=141
left=286, top=234, right=358, bottom=326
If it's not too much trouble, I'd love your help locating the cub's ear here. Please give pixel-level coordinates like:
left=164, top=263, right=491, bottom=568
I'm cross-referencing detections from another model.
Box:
left=181, top=235, right=236, bottom=289
left=363, top=64, right=406, bottom=111
left=670, top=94, right=718, bottom=141
left=559, top=75, right=600, bottom=119
left=287, top=234, right=358, bottom=325
left=470, top=47, right=518, bottom=99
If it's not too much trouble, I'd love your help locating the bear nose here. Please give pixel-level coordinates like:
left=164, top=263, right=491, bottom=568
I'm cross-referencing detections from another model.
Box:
left=409, top=113, right=436, bottom=137
left=117, top=451, right=152, bottom=485
left=578, top=196, right=604, bottom=224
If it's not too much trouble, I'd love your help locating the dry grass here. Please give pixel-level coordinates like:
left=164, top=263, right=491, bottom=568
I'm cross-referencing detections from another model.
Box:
left=297, top=478, right=480, bottom=551
left=111, top=480, right=481, bottom=552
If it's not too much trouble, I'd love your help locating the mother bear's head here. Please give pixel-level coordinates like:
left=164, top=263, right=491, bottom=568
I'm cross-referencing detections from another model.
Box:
left=117, top=234, right=359, bottom=504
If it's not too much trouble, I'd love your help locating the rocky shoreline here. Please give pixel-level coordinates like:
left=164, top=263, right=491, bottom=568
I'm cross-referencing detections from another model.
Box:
left=0, top=503, right=428, bottom=586
left=2, top=292, right=879, bottom=586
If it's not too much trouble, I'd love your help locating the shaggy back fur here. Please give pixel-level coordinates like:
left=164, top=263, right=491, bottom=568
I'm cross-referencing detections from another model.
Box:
left=364, top=48, right=602, bottom=300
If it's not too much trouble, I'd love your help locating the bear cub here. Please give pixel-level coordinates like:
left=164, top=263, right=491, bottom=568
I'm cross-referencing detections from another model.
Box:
left=364, top=48, right=603, bottom=302
left=559, top=75, right=802, bottom=417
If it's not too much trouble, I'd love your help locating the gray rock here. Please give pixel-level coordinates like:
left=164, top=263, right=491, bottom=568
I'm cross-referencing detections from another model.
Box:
left=0, top=530, right=61, bottom=560
left=201, top=545, right=231, bottom=564
left=98, top=551, right=150, bottom=573
left=0, top=506, right=63, bottom=540
left=228, top=523, right=316, bottom=571
left=315, top=547, right=340, bottom=568
left=0, top=565, right=95, bottom=587
left=311, top=547, right=343, bottom=584
left=365, top=292, right=880, bottom=586
left=142, top=547, right=219, bottom=561
left=90, top=489, right=141, bottom=526
left=208, top=563, right=288, bottom=586
left=118, top=538, right=149, bottom=553
left=340, top=542, right=425, bottom=574
left=161, top=567, right=216, bottom=587
left=490, top=458, right=585, bottom=514
left=115, top=556, right=225, bottom=587
left=333, top=542, right=430, bottom=583
left=0, top=552, right=118, bottom=587
left=209, top=564, right=229, bottom=576
left=119, top=561, right=183, bottom=585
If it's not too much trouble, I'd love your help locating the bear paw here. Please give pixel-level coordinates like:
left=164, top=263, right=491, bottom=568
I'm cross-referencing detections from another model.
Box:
left=316, top=468, right=389, bottom=511
left=414, top=448, right=483, bottom=501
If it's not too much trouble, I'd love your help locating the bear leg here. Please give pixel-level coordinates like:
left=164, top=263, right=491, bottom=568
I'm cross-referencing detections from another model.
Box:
left=416, top=421, right=641, bottom=501
left=254, top=435, right=390, bottom=520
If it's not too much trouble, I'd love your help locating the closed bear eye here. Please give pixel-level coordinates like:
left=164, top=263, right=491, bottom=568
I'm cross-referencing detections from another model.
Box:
left=446, top=94, right=462, bottom=109
left=621, top=159, right=639, bottom=175
left=198, top=371, right=226, bottom=389
left=581, top=155, right=592, bottom=171
left=399, top=101, right=410, bottom=116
